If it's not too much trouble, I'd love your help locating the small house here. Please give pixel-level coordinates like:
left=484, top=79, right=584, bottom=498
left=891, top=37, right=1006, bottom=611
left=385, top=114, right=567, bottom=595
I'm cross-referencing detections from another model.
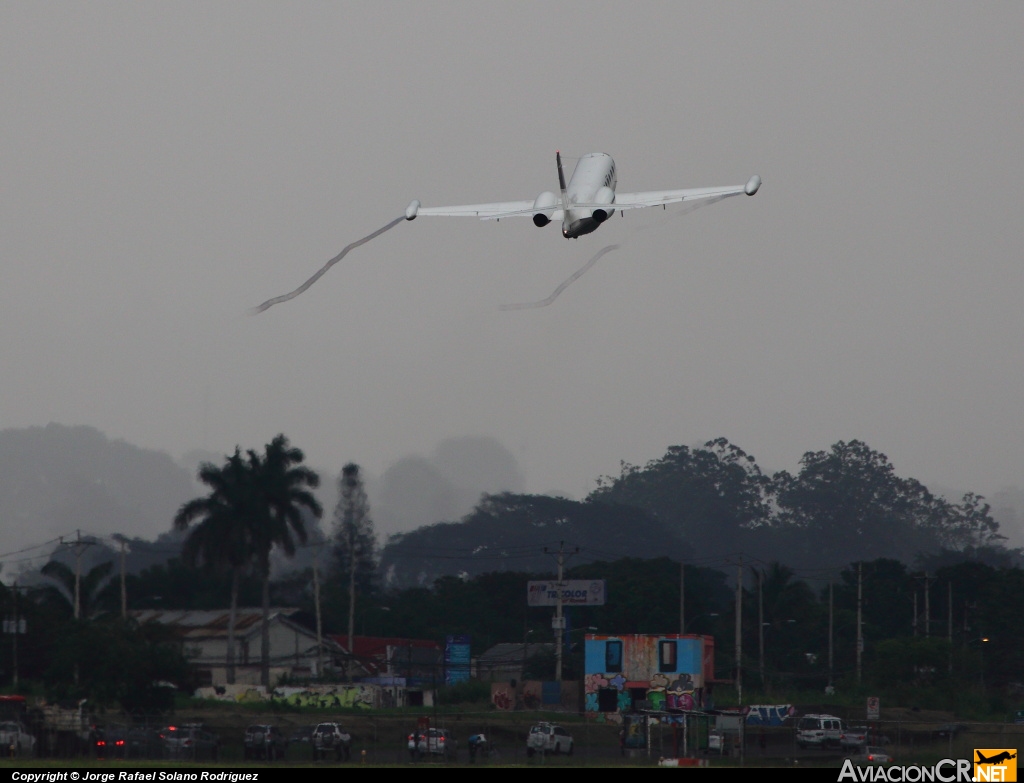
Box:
left=584, top=633, right=715, bottom=718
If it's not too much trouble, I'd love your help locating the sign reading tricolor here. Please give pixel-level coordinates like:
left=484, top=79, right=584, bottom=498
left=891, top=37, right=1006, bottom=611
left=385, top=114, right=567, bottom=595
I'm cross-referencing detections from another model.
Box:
left=527, top=580, right=606, bottom=606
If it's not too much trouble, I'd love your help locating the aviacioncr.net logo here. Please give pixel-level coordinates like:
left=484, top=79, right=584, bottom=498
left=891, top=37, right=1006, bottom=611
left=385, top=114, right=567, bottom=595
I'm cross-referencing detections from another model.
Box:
left=838, top=759, right=972, bottom=782
left=973, top=749, right=1017, bottom=782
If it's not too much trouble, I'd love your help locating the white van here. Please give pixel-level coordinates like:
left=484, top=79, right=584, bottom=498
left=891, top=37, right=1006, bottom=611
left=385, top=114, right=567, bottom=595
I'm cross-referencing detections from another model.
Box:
left=796, top=714, right=846, bottom=748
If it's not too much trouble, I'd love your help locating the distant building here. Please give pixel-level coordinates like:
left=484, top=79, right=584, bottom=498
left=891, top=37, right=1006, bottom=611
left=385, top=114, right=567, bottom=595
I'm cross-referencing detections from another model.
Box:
left=329, top=635, right=444, bottom=707
left=132, top=608, right=355, bottom=686
left=475, top=642, right=555, bottom=684
left=584, top=634, right=715, bottom=719
left=330, top=635, right=443, bottom=681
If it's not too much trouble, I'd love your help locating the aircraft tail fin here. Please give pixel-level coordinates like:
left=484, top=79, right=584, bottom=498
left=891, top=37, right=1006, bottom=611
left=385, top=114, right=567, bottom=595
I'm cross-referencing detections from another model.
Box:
left=556, top=151, right=570, bottom=214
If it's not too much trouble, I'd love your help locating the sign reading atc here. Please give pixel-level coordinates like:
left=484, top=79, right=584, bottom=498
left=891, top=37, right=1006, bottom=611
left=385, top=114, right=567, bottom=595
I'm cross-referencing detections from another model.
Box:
left=527, top=580, right=606, bottom=606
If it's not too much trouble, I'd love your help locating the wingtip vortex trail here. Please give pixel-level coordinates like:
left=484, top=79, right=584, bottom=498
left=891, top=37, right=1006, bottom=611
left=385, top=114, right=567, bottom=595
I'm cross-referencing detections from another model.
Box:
left=498, top=193, right=735, bottom=311
left=249, top=214, right=406, bottom=315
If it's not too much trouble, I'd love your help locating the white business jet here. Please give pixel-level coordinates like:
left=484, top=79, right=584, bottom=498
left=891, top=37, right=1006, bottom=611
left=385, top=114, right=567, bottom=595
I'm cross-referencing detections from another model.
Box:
left=404, top=152, right=760, bottom=239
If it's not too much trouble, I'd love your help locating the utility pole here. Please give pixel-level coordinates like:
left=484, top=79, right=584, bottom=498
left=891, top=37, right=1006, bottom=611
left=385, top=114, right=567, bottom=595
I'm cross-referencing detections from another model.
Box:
left=856, top=562, right=863, bottom=685
left=962, top=601, right=973, bottom=656
left=735, top=559, right=743, bottom=707
left=828, top=581, right=834, bottom=690
left=58, top=531, right=95, bottom=687
left=758, top=568, right=765, bottom=688
left=114, top=534, right=129, bottom=620
left=313, top=551, right=323, bottom=679
left=947, top=581, right=953, bottom=675
left=545, top=540, right=578, bottom=682
left=679, top=561, right=685, bottom=635
left=347, top=522, right=356, bottom=681
left=914, top=573, right=933, bottom=637
left=65, top=531, right=97, bottom=621
left=10, top=581, right=20, bottom=690
left=924, top=574, right=931, bottom=638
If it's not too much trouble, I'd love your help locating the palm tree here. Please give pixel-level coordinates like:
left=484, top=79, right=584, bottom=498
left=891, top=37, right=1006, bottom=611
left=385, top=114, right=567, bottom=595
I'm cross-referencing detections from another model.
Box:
left=173, top=448, right=255, bottom=685
left=248, top=435, right=322, bottom=687
left=40, top=559, right=115, bottom=619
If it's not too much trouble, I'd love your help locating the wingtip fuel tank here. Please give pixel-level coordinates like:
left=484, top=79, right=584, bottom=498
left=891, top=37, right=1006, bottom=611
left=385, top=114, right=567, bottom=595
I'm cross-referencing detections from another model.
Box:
left=405, top=199, right=421, bottom=220
left=744, top=175, right=761, bottom=196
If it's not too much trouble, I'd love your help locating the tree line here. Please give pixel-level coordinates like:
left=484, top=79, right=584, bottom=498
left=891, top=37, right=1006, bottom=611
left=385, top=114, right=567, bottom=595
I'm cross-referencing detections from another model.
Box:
left=2, top=434, right=1019, bottom=715
left=381, top=438, right=1013, bottom=586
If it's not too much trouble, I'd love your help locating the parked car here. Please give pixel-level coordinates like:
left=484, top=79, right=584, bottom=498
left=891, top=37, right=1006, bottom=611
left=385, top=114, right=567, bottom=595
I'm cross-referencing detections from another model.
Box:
left=312, top=722, right=352, bottom=761
left=707, top=731, right=725, bottom=754
left=0, top=721, right=35, bottom=756
left=408, top=728, right=456, bottom=760
left=160, top=724, right=219, bottom=761
left=93, top=724, right=129, bottom=759
left=126, top=727, right=163, bottom=760
left=840, top=725, right=869, bottom=751
left=865, top=729, right=892, bottom=746
left=796, top=714, right=846, bottom=749
left=527, top=722, right=573, bottom=756
left=850, top=746, right=893, bottom=764
left=244, top=724, right=288, bottom=761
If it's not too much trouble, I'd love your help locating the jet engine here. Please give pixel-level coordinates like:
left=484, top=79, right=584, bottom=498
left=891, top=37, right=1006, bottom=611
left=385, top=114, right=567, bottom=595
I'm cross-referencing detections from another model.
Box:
left=532, top=191, right=558, bottom=227
left=591, top=186, right=616, bottom=223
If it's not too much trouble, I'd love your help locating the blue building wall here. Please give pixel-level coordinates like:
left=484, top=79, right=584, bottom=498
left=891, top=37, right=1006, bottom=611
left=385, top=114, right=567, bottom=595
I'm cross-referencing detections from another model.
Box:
left=583, top=634, right=711, bottom=720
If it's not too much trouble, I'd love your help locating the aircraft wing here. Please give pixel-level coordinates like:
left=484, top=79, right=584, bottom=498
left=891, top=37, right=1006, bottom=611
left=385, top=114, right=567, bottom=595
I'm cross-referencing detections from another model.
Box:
left=416, top=200, right=553, bottom=220
left=613, top=177, right=760, bottom=211
left=409, top=174, right=759, bottom=220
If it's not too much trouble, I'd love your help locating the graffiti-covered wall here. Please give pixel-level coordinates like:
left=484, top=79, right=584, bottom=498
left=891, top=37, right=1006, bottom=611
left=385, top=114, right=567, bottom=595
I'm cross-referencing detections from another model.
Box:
left=583, top=634, right=713, bottom=722
left=194, top=683, right=380, bottom=709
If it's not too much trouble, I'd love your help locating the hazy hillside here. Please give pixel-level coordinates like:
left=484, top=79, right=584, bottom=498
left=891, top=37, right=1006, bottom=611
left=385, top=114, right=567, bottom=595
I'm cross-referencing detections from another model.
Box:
left=0, top=423, right=196, bottom=571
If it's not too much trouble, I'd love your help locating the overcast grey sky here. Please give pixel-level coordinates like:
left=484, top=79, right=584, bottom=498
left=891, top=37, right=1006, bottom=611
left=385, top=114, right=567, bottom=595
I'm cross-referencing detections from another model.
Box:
left=3, top=3, right=1022, bottom=541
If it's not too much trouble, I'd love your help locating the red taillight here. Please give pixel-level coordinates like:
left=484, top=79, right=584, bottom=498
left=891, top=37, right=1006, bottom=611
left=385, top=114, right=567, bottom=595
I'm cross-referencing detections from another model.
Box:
left=868, top=755, right=875, bottom=761
left=96, top=741, right=105, bottom=747
left=116, top=740, right=125, bottom=746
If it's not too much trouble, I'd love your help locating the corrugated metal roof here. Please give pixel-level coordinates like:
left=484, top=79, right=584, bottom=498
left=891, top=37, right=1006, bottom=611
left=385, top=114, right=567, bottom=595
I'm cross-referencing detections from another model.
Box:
left=129, top=608, right=300, bottom=639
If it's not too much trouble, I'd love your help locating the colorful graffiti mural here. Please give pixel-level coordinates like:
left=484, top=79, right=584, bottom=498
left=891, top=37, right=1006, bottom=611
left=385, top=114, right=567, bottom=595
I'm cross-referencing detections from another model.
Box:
left=194, top=683, right=378, bottom=709
left=583, top=634, right=713, bottom=723
left=491, top=682, right=514, bottom=711
left=276, top=685, right=376, bottom=709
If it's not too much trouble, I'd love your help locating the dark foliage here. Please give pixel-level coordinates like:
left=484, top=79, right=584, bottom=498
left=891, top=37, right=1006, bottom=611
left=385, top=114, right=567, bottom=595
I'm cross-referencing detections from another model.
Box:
left=379, top=492, right=687, bottom=589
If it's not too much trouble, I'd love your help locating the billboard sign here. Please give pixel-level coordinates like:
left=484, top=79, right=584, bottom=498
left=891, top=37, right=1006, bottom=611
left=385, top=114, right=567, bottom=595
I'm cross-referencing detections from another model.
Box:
left=444, top=635, right=471, bottom=685
left=527, top=580, right=606, bottom=606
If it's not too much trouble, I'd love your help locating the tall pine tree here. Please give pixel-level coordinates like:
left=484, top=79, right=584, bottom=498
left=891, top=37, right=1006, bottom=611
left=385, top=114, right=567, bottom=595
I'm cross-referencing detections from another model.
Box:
left=332, top=463, right=377, bottom=668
